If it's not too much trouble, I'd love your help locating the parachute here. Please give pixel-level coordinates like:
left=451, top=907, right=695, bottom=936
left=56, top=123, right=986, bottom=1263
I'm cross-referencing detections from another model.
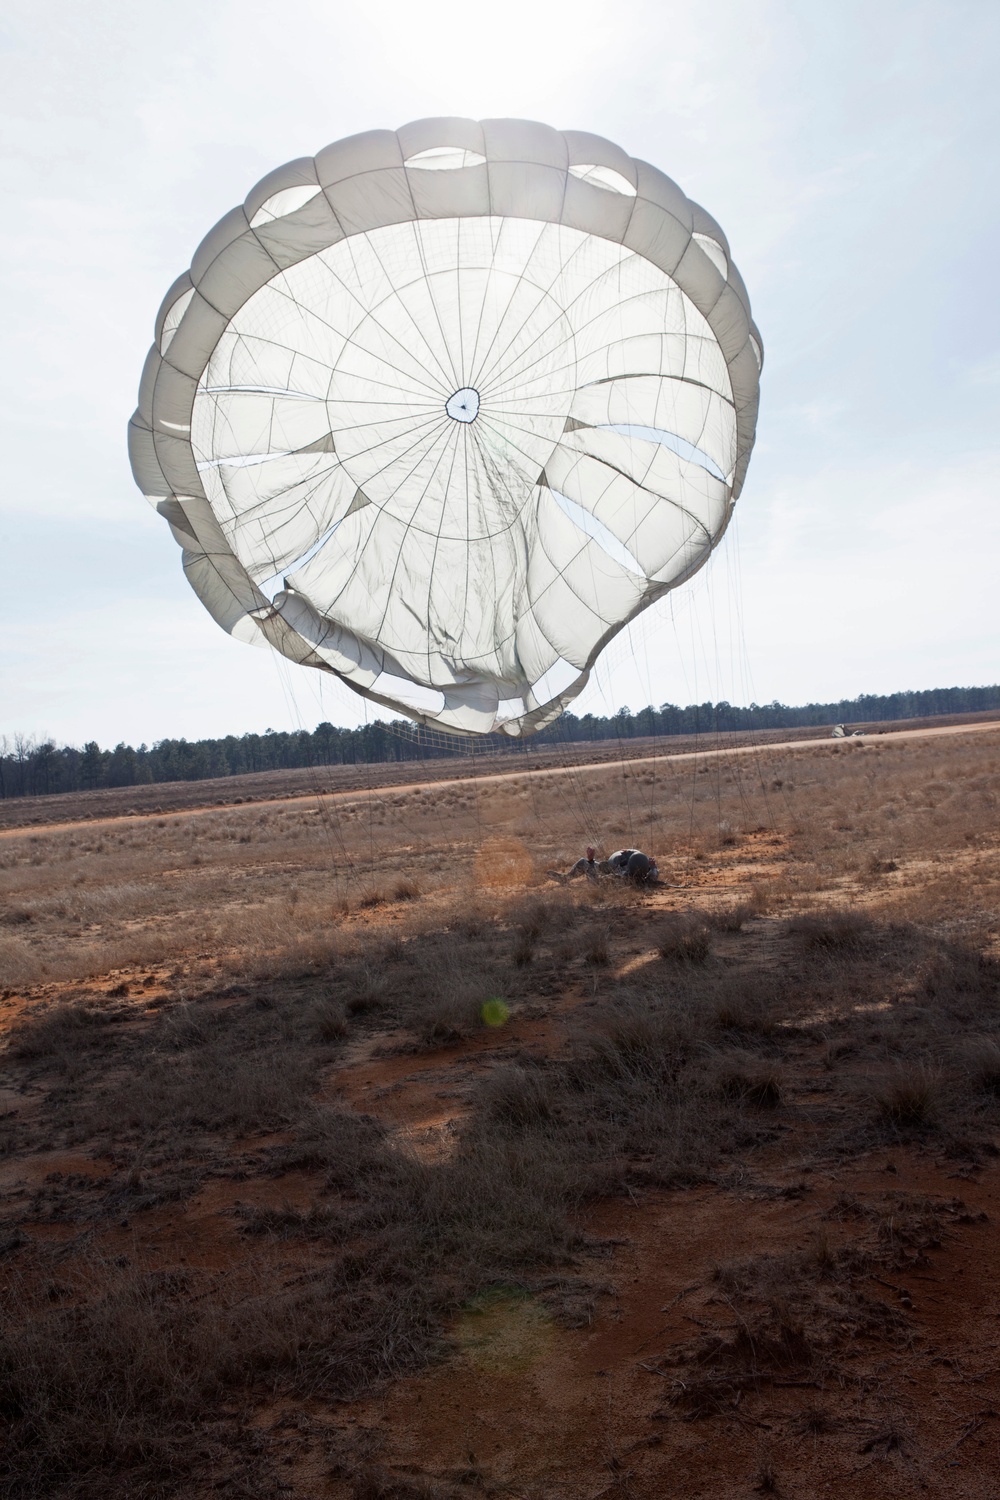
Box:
left=129, top=119, right=762, bottom=737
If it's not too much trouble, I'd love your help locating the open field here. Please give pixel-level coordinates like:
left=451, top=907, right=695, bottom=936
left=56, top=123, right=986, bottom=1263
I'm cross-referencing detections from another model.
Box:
left=1, top=720, right=999, bottom=1497
left=3, top=708, right=999, bottom=833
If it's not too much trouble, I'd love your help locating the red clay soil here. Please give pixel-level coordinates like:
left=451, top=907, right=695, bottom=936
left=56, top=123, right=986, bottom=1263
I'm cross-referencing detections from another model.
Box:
left=321, top=1159, right=997, bottom=1499
left=237, top=909, right=1000, bottom=1495
left=262, top=872, right=1000, bottom=1494
left=206, top=961, right=993, bottom=1500
left=4, top=756, right=1000, bottom=1497
left=295, top=937, right=1000, bottom=1497
left=5, top=971, right=1000, bottom=1498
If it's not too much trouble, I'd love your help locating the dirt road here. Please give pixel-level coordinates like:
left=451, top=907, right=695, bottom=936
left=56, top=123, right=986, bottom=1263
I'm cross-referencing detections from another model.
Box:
left=3, top=716, right=997, bottom=842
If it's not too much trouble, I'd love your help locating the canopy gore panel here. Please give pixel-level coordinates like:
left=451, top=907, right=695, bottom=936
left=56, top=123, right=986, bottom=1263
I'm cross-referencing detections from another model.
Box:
left=130, top=118, right=762, bottom=737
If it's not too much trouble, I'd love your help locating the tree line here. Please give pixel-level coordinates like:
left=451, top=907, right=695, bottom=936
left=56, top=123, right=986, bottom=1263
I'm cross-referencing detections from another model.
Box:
left=3, top=683, right=999, bottom=801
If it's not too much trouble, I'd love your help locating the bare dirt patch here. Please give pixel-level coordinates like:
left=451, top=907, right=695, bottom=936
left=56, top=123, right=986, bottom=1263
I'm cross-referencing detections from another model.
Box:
left=1, top=722, right=999, bottom=1496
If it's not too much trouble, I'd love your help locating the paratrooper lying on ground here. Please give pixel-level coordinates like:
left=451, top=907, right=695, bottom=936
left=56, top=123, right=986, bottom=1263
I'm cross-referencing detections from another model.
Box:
left=549, top=847, right=660, bottom=885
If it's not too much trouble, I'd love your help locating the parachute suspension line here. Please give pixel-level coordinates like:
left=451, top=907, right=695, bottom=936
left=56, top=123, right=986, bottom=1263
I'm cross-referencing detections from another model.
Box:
left=570, top=734, right=610, bottom=854
left=351, top=720, right=453, bottom=873
left=625, top=614, right=663, bottom=865
left=617, top=285, right=656, bottom=864
left=711, top=534, right=758, bottom=835
left=721, top=519, right=769, bottom=834
left=271, top=648, right=464, bottom=915
left=309, top=671, right=385, bottom=896
left=590, top=630, right=653, bottom=864
left=545, top=697, right=618, bottom=861
left=269, top=650, right=354, bottom=904
left=361, top=699, right=380, bottom=891
left=286, top=660, right=385, bottom=909
left=500, top=730, right=571, bottom=870
left=664, top=521, right=772, bottom=857
left=376, top=719, right=484, bottom=874
left=508, top=739, right=552, bottom=868
left=586, top=625, right=644, bottom=857
left=695, top=550, right=727, bottom=843
left=566, top=732, right=608, bottom=855
left=468, top=733, right=485, bottom=865
left=612, top=717, right=637, bottom=849
left=349, top=710, right=446, bottom=891
left=475, top=719, right=595, bottom=875
left=670, top=588, right=708, bottom=847
left=378, top=718, right=574, bottom=888
left=685, top=515, right=775, bottom=848
left=543, top=714, right=603, bottom=857
left=704, top=555, right=739, bottom=847
left=727, top=512, right=781, bottom=835
left=485, top=728, right=584, bottom=879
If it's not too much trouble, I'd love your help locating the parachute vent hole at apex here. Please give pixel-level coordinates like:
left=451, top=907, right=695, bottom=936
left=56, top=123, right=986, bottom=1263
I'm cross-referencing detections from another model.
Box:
left=130, top=118, right=762, bottom=738
left=446, top=387, right=480, bottom=423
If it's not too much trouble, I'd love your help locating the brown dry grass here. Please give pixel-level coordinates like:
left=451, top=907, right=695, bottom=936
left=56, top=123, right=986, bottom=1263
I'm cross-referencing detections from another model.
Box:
left=0, top=722, right=998, bottom=1495
left=656, top=911, right=711, bottom=963
left=4, top=723, right=999, bottom=993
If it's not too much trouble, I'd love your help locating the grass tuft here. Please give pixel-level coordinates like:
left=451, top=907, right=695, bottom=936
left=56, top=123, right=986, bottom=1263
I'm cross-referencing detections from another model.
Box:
left=512, top=933, right=536, bottom=966
left=871, top=1063, right=942, bottom=1128
left=957, top=1037, right=1000, bottom=1095
left=357, top=886, right=387, bottom=909
left=705, top=902, right=756, bottom=933
left=787, top=908, right=875, bottom=951
left=657, top=913, right=710, bottom=965
left=583, top=927, right=611, bottom=966
left=477, top=1064, right=556, bottom=1129
left=707, top=1050, right=783, bottom=1108
left=309, top=998, right=349, bottom=1042
left=8, top=1001, right=112, bottom=1059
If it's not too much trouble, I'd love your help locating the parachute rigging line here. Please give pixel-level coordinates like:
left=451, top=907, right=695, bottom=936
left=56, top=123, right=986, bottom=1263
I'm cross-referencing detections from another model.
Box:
left=271, top=650, right=363, bottom=898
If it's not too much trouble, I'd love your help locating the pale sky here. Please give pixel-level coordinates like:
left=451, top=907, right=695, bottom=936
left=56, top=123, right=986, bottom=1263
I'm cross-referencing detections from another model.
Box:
left=3, top=0, right=998, bottom=747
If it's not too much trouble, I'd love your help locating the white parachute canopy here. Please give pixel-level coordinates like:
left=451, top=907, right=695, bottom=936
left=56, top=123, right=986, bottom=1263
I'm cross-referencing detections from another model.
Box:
left=130, top=119, right=762, bottom=737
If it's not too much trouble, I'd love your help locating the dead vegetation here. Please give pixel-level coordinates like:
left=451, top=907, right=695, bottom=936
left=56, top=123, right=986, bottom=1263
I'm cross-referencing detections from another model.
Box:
left=786, top=907, right=878, bottom=950
left=0, top=724, right=998, bottom=1494
left=654, top=1191, right=967, bottom=1423
left=704, top=898, right=759, bottom=932
left=656, top=911, right=711, bottom=964
left=871, top=1062, right=943, bottom=1128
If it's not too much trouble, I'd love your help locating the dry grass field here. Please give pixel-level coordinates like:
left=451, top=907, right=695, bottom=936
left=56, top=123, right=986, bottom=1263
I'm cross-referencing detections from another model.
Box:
left=1, top=720, right=999, bottom=1498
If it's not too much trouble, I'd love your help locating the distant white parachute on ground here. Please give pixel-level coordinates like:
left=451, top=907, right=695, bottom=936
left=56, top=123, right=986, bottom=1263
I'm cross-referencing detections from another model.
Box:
left=130, top=119, right=762, bottom=736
